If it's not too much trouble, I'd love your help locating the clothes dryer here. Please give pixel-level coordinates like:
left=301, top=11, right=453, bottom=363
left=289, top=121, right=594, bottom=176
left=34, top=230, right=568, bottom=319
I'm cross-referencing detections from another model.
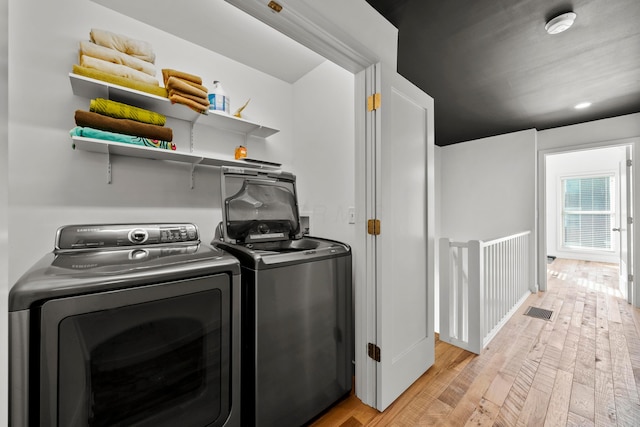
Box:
left=9, top=223, right=240, bottom=427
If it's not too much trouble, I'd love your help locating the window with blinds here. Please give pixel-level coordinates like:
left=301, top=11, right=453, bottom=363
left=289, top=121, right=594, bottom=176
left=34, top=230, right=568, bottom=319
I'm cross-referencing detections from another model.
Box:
left=561, top=175, right=615, bottom=250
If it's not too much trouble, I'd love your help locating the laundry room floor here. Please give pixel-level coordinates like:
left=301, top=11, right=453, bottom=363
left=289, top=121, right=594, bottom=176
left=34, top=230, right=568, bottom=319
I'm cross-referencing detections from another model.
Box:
left=312, top=259, right=640, bottom=426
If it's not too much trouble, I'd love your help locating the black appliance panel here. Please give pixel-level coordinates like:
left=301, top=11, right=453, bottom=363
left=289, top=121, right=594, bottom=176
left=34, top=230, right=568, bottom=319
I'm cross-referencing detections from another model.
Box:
left=56, top=223, right=199, bottom=250
left=40, top=275, right=232, bottom=427
left=253, top=256, right=352, bottom=426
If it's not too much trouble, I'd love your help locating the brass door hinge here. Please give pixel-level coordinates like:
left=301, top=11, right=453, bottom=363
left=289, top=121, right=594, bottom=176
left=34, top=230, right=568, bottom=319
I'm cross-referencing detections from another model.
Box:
left=367, top=93, right=381, bottom=111
left=267, top=1, right=283, bottom=13
left=367, top=219, right=381, bottom=235
left=368, top=343, right=381, bottom=362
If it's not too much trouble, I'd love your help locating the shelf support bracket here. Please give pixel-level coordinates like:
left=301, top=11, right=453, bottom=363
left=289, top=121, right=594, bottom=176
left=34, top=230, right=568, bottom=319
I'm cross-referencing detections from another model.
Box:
left=189, top=121, right=195, bottom=153
left=189, top=121, right=198, bottom=189
left=106, top=151, right=112, bottom=184
left=190, top=158, right=204, bottom=189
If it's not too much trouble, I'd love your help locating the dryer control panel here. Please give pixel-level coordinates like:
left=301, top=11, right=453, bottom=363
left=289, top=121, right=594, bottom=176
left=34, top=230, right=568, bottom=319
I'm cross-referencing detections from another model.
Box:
left=55, top=223, right=200, bottom=251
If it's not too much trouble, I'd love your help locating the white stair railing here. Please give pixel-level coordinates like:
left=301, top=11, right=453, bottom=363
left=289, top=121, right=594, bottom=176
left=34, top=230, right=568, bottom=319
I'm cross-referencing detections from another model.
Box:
left=439, top=231, right=531, bottom=354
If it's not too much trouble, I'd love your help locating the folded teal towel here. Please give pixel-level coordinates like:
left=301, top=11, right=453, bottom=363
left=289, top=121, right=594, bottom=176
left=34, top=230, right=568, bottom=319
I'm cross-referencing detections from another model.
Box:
left=70, top=126, right=176, bottom=150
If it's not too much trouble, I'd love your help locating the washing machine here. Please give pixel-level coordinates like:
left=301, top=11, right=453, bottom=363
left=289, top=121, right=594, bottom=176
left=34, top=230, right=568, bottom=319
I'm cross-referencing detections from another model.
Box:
left=212, top=167, right=353, bottom=427
left=9, top=223, right=240, bottom=427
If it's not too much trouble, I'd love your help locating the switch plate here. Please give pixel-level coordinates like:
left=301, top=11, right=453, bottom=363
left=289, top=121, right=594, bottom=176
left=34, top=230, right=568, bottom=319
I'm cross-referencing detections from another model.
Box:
left=348, top=207, right=356, bottom=224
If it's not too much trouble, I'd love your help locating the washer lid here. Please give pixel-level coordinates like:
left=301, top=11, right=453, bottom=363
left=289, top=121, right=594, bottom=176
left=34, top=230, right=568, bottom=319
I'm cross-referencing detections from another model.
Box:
left=219, top=167, right=302, bottom=244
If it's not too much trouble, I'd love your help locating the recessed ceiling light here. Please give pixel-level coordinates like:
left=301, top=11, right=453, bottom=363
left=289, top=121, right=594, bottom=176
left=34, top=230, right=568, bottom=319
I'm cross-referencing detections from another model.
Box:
left=545, top=12, right=577, bottom=34
left=574, top=102, right=592, bottom=109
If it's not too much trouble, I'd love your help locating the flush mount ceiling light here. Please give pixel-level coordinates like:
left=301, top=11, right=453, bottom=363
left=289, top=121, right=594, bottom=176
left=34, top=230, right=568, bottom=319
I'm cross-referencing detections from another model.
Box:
left=574, top=102, right=592, bottom=109
left=545, top=12, right=577, bottom=34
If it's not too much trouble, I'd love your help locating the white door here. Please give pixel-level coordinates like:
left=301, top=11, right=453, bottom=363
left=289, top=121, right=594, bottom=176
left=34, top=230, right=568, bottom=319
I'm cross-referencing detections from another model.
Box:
left=619, top=146, right=633, bottom=302
left=365, top=62, right=435, bottom=410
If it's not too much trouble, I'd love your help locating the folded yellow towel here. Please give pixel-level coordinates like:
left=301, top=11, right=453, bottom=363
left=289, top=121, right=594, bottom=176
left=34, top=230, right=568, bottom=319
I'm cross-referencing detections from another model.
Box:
left=168, top=90, right=210, bottom=106
left=169, top=93, right=209, bottom=114
left=181, top=79, right=209, bottom=93
left=80, top=55, right=159, bottom=86
left=90, top=28, right=155, bottom=63
left=90, top=98, right=167, bottom=126
left=166, top=76, right=208, bottom=99
left=162, top=69, right=203, bottom=87
left=80, top=40, right=156, bottom=77
left=72, top=65, right=168, bottom=98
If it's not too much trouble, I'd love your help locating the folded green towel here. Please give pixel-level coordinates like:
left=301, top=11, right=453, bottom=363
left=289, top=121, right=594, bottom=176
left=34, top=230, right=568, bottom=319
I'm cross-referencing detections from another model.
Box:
left=90, top=98, right=166, bottom=126
left=70, top=126, right=176, bottom=151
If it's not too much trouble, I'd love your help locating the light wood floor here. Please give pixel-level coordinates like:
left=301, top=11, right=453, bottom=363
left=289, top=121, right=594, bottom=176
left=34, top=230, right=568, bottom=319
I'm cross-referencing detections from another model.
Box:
left=311, top=258, right=640, bottom=426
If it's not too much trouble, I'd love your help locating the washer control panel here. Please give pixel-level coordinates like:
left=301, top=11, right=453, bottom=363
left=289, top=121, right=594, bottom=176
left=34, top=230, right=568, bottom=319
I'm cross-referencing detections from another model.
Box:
left=56, top=223, right=199, bottom=250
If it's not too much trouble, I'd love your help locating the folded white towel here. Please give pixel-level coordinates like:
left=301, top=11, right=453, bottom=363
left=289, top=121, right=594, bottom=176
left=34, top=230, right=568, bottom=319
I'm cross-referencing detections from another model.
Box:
left=80, top=40, right=156, bottom=77
left=80, top=55, right=159, bottom=86
left=90, top=28, right=156, bottom=63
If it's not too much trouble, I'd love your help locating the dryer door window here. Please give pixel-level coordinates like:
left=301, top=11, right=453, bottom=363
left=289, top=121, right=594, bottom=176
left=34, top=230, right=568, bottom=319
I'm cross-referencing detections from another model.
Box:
left=39, top=275, right=232, bottom=427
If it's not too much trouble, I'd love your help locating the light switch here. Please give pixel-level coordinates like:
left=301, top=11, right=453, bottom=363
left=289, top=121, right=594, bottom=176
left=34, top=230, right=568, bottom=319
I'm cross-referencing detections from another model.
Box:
left=348, top=207, right=356, bottom=224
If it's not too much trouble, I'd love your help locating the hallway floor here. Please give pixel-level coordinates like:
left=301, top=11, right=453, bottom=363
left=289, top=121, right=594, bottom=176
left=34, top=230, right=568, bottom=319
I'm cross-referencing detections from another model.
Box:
left=311, top=258, right=640, bottom=426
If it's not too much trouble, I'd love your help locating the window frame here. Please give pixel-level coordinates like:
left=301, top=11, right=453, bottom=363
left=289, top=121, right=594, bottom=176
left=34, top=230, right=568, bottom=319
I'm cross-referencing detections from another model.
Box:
left=558, top=172, right=617, bottom=253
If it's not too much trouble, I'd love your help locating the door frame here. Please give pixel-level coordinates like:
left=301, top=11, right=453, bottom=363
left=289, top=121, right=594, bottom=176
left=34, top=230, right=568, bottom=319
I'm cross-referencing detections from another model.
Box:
left=224, top=0, right=402, bottom=408
left=537, top=137, right=637, bottom=306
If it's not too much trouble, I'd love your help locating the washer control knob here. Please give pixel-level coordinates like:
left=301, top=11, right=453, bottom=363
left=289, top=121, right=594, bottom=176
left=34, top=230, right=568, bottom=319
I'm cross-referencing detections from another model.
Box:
left=129, top=228, right=149, bottom=244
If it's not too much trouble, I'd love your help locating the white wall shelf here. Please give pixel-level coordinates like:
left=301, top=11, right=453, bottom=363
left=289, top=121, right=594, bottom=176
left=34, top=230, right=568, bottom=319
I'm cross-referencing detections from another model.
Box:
left=69, top=73, right=279, bottom=137
left=72, top=136, right=280, bottom=169
left=69, top=73, right=280, bottom=186
left=201, top=109, right=278, bottom=138
left=72, top=136, right=201, bottom=163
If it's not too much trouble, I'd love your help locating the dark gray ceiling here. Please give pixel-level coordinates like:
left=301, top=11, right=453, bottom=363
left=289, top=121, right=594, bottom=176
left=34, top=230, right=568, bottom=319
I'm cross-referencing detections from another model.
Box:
left=365, top=0, right=640, bottom=146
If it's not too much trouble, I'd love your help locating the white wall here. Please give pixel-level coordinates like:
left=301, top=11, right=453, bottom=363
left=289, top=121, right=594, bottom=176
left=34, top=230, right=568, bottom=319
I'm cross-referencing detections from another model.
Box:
left=7, top=0, right=295, bottom=285
left=538, top=113, right=640, bottom=151
left=436, top=115, right=640, bottom=325
left=5, top=0, right=358, bottom=418
left=1, top=0, right=8, bottom=422
left=439, top=129, right=537, bottom=242
left=292, top=60, right=356, bottom=248
left=6, top=0, right=295, bottom=418
left=546, top=147, right=626, bottom=263
left=439, top=129, right=537, bottom=291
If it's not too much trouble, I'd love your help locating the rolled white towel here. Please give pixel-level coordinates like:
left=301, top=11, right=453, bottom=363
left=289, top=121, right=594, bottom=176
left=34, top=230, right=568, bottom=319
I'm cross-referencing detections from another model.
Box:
left=90, top=28, right=156, bottom=63
left=80, top=40, right=156, bottom=77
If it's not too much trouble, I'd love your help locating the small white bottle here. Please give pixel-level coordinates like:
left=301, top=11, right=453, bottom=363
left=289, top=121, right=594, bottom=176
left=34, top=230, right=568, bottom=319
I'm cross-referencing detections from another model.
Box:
left=208, top=81, right=230, bottom=114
